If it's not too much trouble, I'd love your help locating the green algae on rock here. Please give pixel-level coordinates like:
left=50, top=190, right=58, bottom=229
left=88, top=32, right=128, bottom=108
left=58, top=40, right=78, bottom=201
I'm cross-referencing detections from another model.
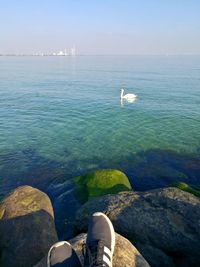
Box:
left=171, top=181, right=200, bottom=198
left=0, top=186, right=58, bottom=267
left=0, top=185, right=54, bottom=220
left=75, top=169, right=132, bottom=202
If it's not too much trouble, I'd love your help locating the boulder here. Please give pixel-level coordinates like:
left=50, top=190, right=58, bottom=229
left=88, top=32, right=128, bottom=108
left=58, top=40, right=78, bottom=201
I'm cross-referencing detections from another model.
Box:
left=49, top=169, right=132, bottom=240
left=33, top=256, right=47, bottom=267
left=0, top=186, right=58, bottom=267
left=135, top=243, right=175, bottom=267
left=75, top=187, right=200, bottom=267
left=34, top=233, right=150, bottom=267
left=171, top=181, right=200, bottom=198
left=74, top=169, right=132, bottom=203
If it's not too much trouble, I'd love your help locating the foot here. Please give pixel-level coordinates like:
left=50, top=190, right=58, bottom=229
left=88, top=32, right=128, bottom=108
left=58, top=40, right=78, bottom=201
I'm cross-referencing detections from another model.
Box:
left=47, top=241, right=82, bottom=267
left=84, top=212, right=115, bottom=267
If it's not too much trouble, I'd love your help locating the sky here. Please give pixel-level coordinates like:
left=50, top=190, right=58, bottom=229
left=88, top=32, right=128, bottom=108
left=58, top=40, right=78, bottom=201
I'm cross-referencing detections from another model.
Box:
left=0, top=0, right=200, bottom=55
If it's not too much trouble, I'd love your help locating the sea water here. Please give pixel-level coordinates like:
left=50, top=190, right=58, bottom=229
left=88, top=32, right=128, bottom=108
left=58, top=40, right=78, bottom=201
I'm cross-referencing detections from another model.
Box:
left=0, top=55, right=200, bottom=196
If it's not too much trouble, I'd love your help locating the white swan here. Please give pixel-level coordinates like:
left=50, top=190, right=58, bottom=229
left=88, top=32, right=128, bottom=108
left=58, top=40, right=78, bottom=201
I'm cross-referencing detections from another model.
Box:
left=120, top=89, right=137, bottom=100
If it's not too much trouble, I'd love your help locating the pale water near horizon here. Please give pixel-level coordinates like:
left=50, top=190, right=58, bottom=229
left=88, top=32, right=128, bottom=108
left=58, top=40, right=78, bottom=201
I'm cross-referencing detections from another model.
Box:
left=0, top=55, right=200, bottom=197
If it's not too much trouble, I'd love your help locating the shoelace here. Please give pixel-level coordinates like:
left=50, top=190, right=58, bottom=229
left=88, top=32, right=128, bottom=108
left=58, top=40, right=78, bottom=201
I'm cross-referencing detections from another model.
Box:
left=83, top=240, right=106, bottom=267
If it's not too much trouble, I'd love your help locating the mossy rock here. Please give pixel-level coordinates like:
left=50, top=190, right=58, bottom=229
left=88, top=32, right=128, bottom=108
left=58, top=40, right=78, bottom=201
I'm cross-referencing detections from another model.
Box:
left=171, top=182, right=200, bottom=198
left=0, top=186, right=58, bottom=267
left=75, top=169, right=132, bottom=203
left=0, top=185, right=54, bottom=220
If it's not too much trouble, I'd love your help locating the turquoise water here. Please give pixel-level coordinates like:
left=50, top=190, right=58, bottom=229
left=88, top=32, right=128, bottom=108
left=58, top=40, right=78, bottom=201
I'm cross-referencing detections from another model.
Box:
left=0, top=55, right=200, bottom=195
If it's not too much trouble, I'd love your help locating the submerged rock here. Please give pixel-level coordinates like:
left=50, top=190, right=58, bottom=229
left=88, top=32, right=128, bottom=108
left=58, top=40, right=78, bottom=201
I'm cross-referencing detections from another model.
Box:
left=52, top=181, right=82, bottom=240
left=75, top=187, right=200, bottom=267
left=52, top=169, right=132, bottom=239
left=74, top=169, right=132, bottom=202
left=0, top=186, right=58, bottom=267
left=34, top=233, right=150, bottom=267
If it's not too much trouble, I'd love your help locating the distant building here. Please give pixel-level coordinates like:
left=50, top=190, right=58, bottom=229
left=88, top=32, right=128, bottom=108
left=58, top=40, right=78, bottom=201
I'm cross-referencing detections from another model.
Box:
left=64, top=48, right=68, bottom=56
left=70, top=47, right=76, bottom=56
left=57, top=50, right=64, bottom=56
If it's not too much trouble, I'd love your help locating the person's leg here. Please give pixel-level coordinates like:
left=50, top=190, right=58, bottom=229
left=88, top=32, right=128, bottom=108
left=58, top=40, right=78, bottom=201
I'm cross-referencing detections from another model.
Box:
left=84, top=212, right=115, bottom=267
left=47, top=241, right=82, bottom=267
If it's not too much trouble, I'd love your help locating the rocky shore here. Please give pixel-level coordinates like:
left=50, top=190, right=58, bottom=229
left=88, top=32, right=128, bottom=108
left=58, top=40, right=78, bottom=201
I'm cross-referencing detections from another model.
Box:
left=0, top=169, right=200, bottom=267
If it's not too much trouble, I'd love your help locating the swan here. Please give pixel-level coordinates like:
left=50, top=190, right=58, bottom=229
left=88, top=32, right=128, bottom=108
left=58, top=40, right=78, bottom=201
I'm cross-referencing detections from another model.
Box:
left=120, top=89, right=137, bottom=100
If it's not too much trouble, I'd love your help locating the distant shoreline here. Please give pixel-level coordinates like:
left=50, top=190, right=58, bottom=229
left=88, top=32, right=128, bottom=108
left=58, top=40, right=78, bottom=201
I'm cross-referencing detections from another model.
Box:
left=0, top=54, right=200, bottom=57
left=0, top=55, right=79, bottom=57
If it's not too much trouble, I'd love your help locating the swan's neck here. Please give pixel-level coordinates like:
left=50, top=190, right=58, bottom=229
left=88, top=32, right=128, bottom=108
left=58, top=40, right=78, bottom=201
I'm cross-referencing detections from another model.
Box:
left=121, top=90, right=124, bottom=98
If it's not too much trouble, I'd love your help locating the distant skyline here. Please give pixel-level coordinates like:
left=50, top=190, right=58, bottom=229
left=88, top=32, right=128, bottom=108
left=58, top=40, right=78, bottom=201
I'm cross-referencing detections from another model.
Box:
left=1, top=0, right=200, bottom=55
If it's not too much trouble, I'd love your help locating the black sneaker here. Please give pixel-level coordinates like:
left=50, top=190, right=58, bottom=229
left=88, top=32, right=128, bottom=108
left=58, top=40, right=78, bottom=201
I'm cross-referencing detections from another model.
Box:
left=84, top=212, right=115, bottom=267
left=47, top=241, right=82, bottom=267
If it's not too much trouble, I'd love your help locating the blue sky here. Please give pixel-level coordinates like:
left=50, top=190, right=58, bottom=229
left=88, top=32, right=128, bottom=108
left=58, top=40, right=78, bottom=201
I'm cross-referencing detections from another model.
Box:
left=1, top=0, right=200, bottom=55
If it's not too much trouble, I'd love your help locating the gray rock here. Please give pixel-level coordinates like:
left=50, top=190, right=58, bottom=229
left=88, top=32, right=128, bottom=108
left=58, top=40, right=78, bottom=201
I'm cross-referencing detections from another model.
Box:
left=136, top=243, right=175, bottom=267
left=34, top=233, right=150, bottom=267
left=0, top=186, right=58, bottom=267
left=75, top=187, right=200, bottom=267
left=33, top=256, right=47, bottom=267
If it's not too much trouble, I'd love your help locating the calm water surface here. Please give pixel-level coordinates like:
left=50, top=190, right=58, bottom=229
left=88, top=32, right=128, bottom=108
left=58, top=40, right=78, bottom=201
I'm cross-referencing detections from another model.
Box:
left=0, top=55, right=200, bottom=196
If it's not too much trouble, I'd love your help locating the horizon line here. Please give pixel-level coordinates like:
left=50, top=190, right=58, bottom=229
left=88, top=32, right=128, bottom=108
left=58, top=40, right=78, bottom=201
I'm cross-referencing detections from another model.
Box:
left=1, top=54, right=200, bottom=57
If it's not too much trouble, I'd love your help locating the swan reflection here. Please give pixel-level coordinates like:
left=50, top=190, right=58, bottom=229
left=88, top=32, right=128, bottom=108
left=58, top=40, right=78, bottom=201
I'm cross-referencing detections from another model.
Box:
left=120, top=97, right=137, bottom=107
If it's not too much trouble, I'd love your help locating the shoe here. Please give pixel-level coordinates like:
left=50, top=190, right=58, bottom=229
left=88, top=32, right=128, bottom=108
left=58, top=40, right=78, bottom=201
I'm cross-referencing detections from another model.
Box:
left=84, top=212, right=115, bottom=267
left=47, top=241, right=82, bottom=267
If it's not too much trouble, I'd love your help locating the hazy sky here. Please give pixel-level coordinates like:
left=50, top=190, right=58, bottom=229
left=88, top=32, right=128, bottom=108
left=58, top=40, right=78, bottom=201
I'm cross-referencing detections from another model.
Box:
left=1, top=0, right=200, bottom=55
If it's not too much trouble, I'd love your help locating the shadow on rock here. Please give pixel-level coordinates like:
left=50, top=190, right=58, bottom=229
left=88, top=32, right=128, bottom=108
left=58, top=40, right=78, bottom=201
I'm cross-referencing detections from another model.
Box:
left=34, top=233, right=150, bottom=267
left=75, top=187, right=200, bottom=267
left=0, top=186, right=58, bottom=267
left=0, top=211, right=57, bottom=267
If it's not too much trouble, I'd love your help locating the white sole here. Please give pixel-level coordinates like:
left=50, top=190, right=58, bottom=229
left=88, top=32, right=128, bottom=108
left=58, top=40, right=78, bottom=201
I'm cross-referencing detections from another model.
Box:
left=92, top=212, right=115, bottom=264
left=47, top=241, right=71, bottom=267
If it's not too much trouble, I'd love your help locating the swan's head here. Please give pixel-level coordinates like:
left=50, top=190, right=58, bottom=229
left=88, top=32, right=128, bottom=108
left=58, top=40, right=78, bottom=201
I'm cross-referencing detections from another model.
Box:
left=121, top=88, right=124, bottom=93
